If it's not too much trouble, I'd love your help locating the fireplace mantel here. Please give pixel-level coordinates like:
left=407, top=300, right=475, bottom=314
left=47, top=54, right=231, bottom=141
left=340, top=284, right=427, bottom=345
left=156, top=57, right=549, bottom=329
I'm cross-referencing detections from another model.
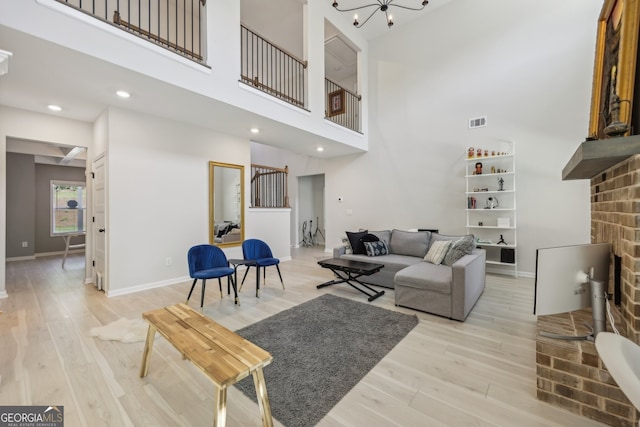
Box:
left=562, top=134, right=640, bottom=180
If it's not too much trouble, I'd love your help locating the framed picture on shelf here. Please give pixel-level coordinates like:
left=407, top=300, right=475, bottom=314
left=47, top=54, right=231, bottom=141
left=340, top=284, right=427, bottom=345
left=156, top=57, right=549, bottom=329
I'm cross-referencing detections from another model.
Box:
left=327, top=89, right=345, bottom=117
left=588, top=0, right=639, bottom=139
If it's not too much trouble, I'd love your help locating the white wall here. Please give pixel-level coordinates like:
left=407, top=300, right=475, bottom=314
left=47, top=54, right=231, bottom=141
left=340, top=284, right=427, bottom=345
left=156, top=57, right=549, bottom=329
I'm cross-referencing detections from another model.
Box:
left=104, top=107, right=250, bottom=295
left=319, top=0, right=601, bottom=276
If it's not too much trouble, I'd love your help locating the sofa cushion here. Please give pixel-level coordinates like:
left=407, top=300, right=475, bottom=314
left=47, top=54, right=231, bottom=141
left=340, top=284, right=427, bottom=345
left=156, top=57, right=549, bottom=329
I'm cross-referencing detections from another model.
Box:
left=443, top=234, right=476, bottom=266
left=424, top=240, right=452, bottom=265
left=395, top=262, right=453, bottom=295
left=364, top=240, right=389, bottom=256
left=346, top=230, right=368, bottom=254
left=369, top=230, right=391, bottom=245
left=389, top=229, right=431, bottom=258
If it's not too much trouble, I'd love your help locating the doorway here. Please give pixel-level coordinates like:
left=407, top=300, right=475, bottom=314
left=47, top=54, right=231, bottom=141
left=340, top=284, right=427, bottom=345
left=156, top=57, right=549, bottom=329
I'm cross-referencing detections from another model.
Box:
left=5, top=138, right=89, bottom=274
left=297, top=174, right=325, bottom=248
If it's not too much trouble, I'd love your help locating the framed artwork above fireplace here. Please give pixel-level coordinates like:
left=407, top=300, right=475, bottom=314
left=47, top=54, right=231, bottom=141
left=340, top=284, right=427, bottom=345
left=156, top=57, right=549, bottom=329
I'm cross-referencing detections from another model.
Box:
left=588, top=0, right=640, bottom=139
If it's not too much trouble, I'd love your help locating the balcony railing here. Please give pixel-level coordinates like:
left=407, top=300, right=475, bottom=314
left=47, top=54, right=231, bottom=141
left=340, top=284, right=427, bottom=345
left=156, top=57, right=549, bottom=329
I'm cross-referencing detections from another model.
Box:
left=325, top=78, right=361, bottom=133
left=54, top=0, right=205, bottom=62
left=241, top=25, right=307, bottom=109
left=251, top=164, right=289, bottom=208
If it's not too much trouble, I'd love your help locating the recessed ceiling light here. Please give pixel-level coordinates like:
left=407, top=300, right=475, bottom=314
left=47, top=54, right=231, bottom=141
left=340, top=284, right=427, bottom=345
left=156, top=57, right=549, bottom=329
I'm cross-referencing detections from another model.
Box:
left=116, top=90, right=130, bottom=98
left=317, top=146, right=324, bottom=152
left=48, top=104, right=62, bottom=112
left=250, top=128, right=260, bottom=134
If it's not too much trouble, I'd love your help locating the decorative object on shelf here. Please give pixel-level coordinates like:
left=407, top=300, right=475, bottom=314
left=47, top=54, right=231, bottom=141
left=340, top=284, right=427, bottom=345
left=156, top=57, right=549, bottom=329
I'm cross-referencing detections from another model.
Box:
left=603, top=90, right=630, bottom=137
left=498, top=177, right=504, bottom=191
left=474, top=162, right=483, bottom=175
left=467, top=147, right=475, bottom=158
left=497, top=234, right=507, bottom=245
left=476, top=147, right=482, bottom=157
left=500, top=248, right=515, bottom=263
left=485, top=197, right=499, bottom=209
left=332, top=0, right=429, bottom=29
left=497, top=217, right=510, bottom=227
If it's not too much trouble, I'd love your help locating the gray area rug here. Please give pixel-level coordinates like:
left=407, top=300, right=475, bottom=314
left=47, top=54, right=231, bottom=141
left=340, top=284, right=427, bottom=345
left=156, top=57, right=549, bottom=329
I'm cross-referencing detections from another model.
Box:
left=234, top=293, right=419, bottom=427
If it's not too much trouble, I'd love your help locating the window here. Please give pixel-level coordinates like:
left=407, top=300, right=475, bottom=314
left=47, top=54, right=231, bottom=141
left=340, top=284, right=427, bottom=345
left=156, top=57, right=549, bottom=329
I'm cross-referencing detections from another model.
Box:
left=51, top=180, right=86, bottom=235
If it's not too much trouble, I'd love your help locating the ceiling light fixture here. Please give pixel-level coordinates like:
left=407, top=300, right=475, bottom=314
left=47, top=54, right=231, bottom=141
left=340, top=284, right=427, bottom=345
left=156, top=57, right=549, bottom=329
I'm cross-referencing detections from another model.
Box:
left=317, top=147, right=324, bottom=152
left=48, top=104, right=62, bottom=112
left=250, top=128, right=260, bottom=134
left=116, top=90, right=131, bottom=98
left=332, top=0, right=428, bottom=28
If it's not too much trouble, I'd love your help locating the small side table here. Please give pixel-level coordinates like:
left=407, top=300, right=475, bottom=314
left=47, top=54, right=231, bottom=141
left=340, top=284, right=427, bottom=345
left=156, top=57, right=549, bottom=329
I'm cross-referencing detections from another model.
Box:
left=228, top=259, right=259, bottom=297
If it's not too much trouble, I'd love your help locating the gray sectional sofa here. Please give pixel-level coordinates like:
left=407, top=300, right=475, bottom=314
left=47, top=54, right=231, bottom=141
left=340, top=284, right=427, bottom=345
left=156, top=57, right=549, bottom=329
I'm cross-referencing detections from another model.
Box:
left=333, top=229, right=486, bottom=321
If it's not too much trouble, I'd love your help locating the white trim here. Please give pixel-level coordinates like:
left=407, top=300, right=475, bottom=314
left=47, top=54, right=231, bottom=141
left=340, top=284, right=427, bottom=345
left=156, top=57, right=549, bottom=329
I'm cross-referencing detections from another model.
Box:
left=6, top=255, right=37, bottom=262
left=106, top=275, right=190, bottom=297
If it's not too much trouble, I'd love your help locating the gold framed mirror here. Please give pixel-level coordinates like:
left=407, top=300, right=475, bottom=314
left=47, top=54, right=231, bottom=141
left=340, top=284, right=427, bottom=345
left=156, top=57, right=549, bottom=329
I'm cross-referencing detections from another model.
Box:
left=209, top=161, right=244, bottom=247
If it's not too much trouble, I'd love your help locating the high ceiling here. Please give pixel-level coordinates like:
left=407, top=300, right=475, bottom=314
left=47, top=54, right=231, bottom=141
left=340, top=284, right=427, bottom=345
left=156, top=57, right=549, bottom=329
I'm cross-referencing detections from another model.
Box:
left=1, top=0, right=449, bottom=163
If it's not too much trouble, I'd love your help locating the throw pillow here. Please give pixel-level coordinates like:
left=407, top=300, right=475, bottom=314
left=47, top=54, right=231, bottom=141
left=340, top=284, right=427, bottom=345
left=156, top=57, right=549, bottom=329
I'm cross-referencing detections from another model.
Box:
left=364, top=240, right=389, bottom=256
left=346, top=230, right=368, bottom=255
left=360, top=233, right=380, bottom=246
left=424, top=240, right=452, bottom=265
left=443, top=234, right=476, bottom=266
left=341, top=236, right=353, bottom=254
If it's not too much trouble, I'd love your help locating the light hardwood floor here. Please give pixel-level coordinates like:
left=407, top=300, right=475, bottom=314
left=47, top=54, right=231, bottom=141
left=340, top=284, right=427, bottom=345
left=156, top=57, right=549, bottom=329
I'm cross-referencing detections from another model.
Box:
left=0, top=248, right=607, bottom=427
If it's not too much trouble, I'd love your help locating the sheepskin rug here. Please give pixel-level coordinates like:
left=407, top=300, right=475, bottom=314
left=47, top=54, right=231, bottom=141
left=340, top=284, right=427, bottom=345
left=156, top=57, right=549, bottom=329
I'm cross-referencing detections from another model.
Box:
left=89, top=318, right=148, bottom=343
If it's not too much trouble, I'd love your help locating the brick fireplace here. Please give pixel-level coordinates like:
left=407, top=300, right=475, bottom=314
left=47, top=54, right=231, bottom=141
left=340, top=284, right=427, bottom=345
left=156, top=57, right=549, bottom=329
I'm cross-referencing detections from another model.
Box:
left=537, top=148, right=640, bottom=426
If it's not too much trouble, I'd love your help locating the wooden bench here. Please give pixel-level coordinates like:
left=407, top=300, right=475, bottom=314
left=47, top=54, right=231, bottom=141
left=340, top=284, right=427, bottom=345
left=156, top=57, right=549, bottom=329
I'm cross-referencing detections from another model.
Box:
left=140, top=303, right=274, bottom=427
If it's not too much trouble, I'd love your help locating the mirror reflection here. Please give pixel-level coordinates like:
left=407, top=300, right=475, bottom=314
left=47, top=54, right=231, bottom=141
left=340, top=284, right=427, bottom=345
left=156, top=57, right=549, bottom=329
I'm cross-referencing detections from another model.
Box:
left=209, top=161, right=244, bottom=246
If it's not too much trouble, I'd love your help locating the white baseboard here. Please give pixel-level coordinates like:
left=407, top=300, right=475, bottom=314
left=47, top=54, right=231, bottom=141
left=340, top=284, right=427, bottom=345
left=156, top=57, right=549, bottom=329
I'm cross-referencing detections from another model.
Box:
left=106, top=275, right=190, bottom=297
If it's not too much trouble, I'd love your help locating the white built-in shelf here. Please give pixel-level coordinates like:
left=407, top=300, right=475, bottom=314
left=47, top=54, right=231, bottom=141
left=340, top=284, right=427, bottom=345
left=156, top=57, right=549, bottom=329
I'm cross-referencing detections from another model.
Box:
left=465, top=141, right=517, bottom=277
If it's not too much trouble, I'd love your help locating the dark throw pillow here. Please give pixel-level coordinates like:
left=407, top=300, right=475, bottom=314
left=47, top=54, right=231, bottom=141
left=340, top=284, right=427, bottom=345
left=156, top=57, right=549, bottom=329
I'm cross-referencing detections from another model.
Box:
left=364, top=240, right=389, bottom=256
left=346, top=230, right=368, bottom=255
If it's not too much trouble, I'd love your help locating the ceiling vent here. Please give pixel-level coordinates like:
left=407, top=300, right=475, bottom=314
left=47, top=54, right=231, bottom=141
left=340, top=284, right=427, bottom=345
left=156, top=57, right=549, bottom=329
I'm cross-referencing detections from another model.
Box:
left=469, top=116, right=487, bottom=129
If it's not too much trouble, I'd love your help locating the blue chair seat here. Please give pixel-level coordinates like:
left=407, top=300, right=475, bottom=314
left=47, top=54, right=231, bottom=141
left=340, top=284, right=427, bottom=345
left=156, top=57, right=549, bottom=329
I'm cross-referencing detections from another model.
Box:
left=240, top=239, right=284, bottom=297
left=187, top=244, right=238, bottom=310
left=256, top=258, right=279, bottom=267
left=193, top=267, right=234, bottom=279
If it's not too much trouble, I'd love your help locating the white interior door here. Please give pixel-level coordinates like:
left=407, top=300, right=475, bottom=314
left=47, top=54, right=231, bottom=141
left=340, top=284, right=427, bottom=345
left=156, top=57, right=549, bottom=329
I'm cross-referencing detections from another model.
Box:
left=92, top=153, right=107, bottom=292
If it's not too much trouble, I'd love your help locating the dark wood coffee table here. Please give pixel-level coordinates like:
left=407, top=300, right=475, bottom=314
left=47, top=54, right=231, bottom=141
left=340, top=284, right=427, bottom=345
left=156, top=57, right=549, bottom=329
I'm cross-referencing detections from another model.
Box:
left=317, top=258, right=385, bottom=302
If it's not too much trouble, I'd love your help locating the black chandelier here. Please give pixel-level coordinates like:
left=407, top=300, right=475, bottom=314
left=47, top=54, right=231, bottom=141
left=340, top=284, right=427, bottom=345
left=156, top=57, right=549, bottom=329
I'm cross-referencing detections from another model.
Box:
left=332, top=1, right=428, bottom=28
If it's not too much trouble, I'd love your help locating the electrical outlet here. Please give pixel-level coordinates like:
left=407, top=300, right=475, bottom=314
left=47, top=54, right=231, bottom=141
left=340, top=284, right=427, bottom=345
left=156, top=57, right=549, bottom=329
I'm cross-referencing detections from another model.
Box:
left=21, top=241, right=28, bottom=248
left=165, top=257, right=172, bottom=266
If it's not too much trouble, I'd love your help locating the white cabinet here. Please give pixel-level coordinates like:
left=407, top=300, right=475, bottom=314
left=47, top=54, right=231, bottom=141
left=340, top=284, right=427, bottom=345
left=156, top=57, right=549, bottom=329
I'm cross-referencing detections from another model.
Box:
left=465, top=141, right=517, bottom=276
